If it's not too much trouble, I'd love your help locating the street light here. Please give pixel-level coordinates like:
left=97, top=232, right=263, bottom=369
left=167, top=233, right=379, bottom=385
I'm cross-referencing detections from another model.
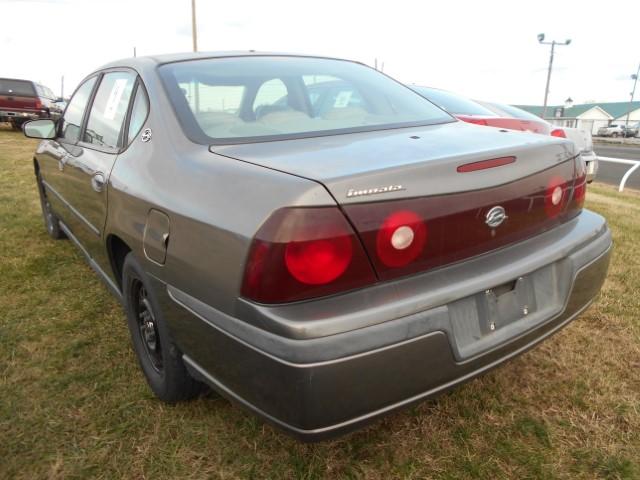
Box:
left=538, top=34, right=572, bottom=119
left=624, top=63, right=640, bottom=134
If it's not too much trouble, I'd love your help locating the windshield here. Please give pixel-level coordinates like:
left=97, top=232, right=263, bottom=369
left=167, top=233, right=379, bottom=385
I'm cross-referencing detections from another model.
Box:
left=411, top=86, right=496, bottom=117
left=159, top=56, right=453, bottom=144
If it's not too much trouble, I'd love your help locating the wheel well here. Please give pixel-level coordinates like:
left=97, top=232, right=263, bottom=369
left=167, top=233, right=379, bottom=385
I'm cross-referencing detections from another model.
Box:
left=107, top=235, right=131, bottom=291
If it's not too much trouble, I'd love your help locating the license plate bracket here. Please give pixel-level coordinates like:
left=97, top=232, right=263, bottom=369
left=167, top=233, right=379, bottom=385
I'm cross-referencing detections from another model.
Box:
left=478, top=276, right=537, bottom=334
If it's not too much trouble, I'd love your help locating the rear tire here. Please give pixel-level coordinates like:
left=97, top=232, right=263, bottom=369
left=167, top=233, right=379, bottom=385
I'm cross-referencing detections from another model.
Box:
left=11, top=119, right=25, bottom=131
left=36, top=172, right=65, bottom=240
left=122, top=253, right=204, bottom=402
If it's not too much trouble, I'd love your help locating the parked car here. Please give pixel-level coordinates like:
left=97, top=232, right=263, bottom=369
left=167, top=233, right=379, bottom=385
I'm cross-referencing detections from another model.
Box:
left=597, top=124, right=626, bottom=137
left=622, top=123, right=639, bottom=137
left=411, top=86, right=552, bottom=134
left=0, top=78, right=64, bottom=130
left=483, top=102, right=599, bottom=183
left=411, top=88, right=599, bottom=183
left=23, top=53, right=611, bottom=441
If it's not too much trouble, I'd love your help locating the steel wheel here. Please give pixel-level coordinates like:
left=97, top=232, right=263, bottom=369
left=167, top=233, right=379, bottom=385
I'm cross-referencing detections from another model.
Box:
left=132, top=280, right=163, bottom=373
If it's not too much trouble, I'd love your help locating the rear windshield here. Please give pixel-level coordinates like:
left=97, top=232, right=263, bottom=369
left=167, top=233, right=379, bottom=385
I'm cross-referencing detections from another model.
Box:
left=486, top=102, right=545, bottom=121
left=0, top=79, right=36, bottom=97
left=159, top=56, right=453, bottom=144
left=411, top=86, right=496, bottom=117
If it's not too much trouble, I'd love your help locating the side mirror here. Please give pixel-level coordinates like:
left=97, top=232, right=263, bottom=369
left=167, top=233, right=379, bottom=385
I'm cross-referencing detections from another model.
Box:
left=23, top=119, right=56, bottom=139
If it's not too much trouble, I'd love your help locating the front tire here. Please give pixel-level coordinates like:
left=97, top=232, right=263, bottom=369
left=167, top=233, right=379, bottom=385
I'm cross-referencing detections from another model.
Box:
left=122, top=253, right=204, bottom=402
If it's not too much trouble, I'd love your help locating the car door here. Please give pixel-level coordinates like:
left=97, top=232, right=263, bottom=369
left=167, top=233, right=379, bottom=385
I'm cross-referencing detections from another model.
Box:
left=59, top=70, right=138, bottom=266
left=37, top=76, right=98, bottom=233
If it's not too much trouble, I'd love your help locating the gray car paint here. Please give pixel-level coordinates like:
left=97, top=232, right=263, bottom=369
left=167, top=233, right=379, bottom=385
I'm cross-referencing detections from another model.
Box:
left=30, top=52, right=611, bottom=440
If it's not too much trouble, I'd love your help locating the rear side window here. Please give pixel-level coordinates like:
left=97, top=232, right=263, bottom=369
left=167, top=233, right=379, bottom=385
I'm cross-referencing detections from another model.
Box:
left=127, top=85, right=149, bottom=144
left=59, top=76, right=98, bottom=143
left=0, top=79, right=36, bottom=97
left=83, top=72, right=136, bottom=150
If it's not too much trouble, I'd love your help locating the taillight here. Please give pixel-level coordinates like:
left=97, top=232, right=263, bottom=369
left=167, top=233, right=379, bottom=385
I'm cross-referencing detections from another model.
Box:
left=461, top=117, right=489, bottom=126
left=376, top=210, right=427, bottom=267
left=550, top=128, right=567, bottom=138
left=34, top=99, right=43, bottom=109
left=544, top=176, right=570, bottom=218
left=568, top=156, right=587, bottom=214
left=344, top=159, right=577, bottom=281
left=241, top=207, right=376, bottom=303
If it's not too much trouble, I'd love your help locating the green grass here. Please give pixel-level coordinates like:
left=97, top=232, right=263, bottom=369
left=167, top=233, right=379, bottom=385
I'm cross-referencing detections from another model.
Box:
left=1, top=124, right=640, bottom=479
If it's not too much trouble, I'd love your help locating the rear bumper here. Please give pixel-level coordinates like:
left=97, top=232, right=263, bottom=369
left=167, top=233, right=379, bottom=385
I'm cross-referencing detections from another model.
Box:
left=0, top=110, right=41, bottom=122
left=161, top=210, right=611, bottom=441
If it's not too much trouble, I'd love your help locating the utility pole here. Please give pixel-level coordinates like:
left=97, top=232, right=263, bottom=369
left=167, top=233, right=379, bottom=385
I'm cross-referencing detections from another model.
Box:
left=133, top=46, right=137, bottom=57
left=191, top=0, right=198, bottom=52
left=60, top=75, right=64, bottom=100
left=537, top=34, right=571, bottom=120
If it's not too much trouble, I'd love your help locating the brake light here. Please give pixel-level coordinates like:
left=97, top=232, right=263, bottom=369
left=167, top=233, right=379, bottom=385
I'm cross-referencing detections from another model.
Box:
left=241, top=207, right=376, bottom=303
left=550, top=128, right=567, bottom=138
left=457, top=156, right=516, bottom=173
left=34, top=99, right=42, bottom=109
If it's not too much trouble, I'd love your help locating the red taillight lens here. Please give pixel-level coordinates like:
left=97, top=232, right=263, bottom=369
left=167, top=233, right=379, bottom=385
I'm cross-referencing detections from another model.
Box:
left=241, top=207, right=376, bottom=303
left=568, top=156, right=587, bottom=214
left=285, top=236, right=352, bottom=284
left=550, top=128, right=567, bottom=138
left=34, top=99, right=43, bottom=109
left=376, top=210, right=427, bottom=267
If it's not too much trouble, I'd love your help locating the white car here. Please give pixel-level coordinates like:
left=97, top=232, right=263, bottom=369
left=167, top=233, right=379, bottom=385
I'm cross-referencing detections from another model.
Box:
left=597, top=124, right=625, bottom=137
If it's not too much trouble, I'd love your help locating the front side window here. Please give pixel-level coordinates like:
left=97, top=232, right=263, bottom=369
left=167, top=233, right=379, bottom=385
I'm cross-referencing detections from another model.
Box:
left=58, top=76, right=98, bottom=143
left=159, top=56, right=453, bottom=144
left=83, top=71, right=136, bottom=150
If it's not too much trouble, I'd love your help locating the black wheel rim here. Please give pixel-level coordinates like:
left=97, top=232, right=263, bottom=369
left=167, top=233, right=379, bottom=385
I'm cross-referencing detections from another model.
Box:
left=132, top=279, right=163, bottom=373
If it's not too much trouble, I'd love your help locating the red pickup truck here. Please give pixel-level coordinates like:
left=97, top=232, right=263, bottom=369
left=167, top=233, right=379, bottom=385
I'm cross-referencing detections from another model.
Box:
left=0, top=78, right=63, bottom=130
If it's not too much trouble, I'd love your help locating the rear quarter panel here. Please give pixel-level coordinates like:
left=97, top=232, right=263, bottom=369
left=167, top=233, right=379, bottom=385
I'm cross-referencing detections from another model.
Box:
left=105, top=62, right=334, bottom=316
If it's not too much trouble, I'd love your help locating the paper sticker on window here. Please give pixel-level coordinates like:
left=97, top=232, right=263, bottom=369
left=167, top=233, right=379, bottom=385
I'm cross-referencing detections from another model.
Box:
left=103, top=79, right=129, bottom=120
left=333, top=90, right=353, bottom=108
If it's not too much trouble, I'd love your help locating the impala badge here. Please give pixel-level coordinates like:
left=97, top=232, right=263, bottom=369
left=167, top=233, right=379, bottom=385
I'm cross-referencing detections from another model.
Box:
left=485, top=206, right=507, bottom=228
left=346, top=184, right=405, bottom=198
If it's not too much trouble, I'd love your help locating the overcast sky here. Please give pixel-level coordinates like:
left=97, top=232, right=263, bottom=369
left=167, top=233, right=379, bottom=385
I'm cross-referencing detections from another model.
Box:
left=2, top=0, right=639, bottom=105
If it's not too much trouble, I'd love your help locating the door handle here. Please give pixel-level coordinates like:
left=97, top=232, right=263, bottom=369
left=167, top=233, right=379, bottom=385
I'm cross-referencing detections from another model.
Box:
left=91, top=173, right=106, bottom=192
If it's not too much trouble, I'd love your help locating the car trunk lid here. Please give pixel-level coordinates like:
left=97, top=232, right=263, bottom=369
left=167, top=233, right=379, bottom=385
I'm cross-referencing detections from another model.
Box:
left=212, top=121, right=582, bottom=280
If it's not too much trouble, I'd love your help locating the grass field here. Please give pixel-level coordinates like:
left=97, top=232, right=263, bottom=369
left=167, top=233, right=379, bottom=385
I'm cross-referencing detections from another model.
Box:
left=1, top=124, right=639, bottom=479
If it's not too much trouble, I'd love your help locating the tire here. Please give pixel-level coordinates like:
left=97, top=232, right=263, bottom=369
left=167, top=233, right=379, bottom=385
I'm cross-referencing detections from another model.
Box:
left=122, top=253, right=204, bottom=402
left=36, top=172, right=66, bottom=240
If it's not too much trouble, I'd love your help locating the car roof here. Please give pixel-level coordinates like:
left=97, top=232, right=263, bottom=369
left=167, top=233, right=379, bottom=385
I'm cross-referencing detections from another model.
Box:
left=97, top=51, right=358, bottom=70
